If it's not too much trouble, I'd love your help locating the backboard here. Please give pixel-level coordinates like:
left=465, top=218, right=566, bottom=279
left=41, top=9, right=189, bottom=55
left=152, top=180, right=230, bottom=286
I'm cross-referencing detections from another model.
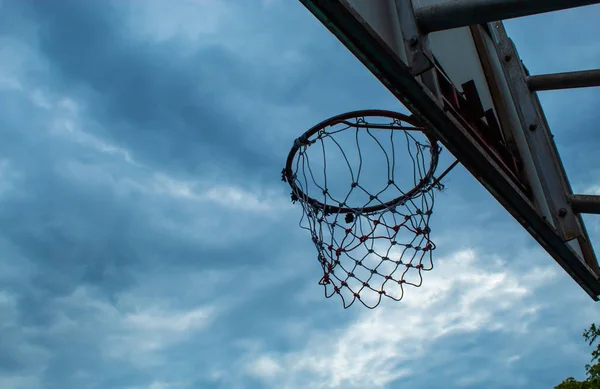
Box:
left=297, top=0, right=600, bottom=300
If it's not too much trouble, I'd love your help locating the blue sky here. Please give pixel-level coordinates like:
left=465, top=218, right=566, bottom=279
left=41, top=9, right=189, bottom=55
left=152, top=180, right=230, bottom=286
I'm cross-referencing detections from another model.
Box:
left=0, top=1, right=599, bottom=388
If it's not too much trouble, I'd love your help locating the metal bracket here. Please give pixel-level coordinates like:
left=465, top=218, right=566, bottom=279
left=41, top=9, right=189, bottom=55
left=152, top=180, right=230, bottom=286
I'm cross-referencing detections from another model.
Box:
left=394, top=0, right=440, bottom=95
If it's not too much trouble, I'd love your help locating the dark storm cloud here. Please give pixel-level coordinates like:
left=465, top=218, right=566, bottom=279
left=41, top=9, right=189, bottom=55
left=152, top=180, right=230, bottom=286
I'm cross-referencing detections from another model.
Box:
left=0, top=104, right=290, bottom=303
left=5, top=0, right=396, bottom=183
left=9, top=0, right=271, bottom=178
left=0, top=23, right=313, bottom=384
left=0, top=30, right=309, bottom=389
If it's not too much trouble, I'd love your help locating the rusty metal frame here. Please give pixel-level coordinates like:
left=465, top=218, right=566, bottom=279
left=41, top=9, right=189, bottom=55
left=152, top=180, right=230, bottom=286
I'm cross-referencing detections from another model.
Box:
left=491, top=21, right=600, bottom=280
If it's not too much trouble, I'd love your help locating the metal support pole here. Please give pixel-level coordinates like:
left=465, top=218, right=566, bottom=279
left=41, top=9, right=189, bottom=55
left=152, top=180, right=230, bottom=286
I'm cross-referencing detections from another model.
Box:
left=492, top=20, right=600, bottom=297
left=415, top=0, right=600, bottom=32
left=569, top=195, right=600, bottom=215
left=527, top=69, right=600, bottom=91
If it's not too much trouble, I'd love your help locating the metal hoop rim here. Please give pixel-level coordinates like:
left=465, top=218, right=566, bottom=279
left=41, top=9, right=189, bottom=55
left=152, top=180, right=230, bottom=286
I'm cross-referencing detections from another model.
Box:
left=284, top=109, right=440, bottom=215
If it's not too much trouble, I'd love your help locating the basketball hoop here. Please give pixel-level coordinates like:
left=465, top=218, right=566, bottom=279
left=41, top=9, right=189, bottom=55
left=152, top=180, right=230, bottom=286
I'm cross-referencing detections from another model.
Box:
left=282, top=110, right=453, bottom=308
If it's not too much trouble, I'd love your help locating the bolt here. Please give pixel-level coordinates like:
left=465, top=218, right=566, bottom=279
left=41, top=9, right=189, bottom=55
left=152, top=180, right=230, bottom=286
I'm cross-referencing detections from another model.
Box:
left=528, top=123, right=537, bottom=131
left=558, top=208, right=568, bottom=218
left=504, top=54, right=512, bottom=62
left=409, top=36, right=418, bottom=48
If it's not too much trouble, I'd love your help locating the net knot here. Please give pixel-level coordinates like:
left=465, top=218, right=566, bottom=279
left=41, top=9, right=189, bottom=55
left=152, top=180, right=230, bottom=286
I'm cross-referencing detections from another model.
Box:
left=320, top=274, right=330, bottom=285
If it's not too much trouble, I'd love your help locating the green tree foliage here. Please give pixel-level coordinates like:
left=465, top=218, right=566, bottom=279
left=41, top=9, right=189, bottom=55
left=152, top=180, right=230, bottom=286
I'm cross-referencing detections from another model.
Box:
left=555, top=324, right=600, bottom=389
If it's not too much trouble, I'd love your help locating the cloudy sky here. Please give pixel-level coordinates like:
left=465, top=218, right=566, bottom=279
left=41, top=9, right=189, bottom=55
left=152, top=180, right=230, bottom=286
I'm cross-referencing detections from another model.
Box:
left=1, top=1, right=599, bottom=388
